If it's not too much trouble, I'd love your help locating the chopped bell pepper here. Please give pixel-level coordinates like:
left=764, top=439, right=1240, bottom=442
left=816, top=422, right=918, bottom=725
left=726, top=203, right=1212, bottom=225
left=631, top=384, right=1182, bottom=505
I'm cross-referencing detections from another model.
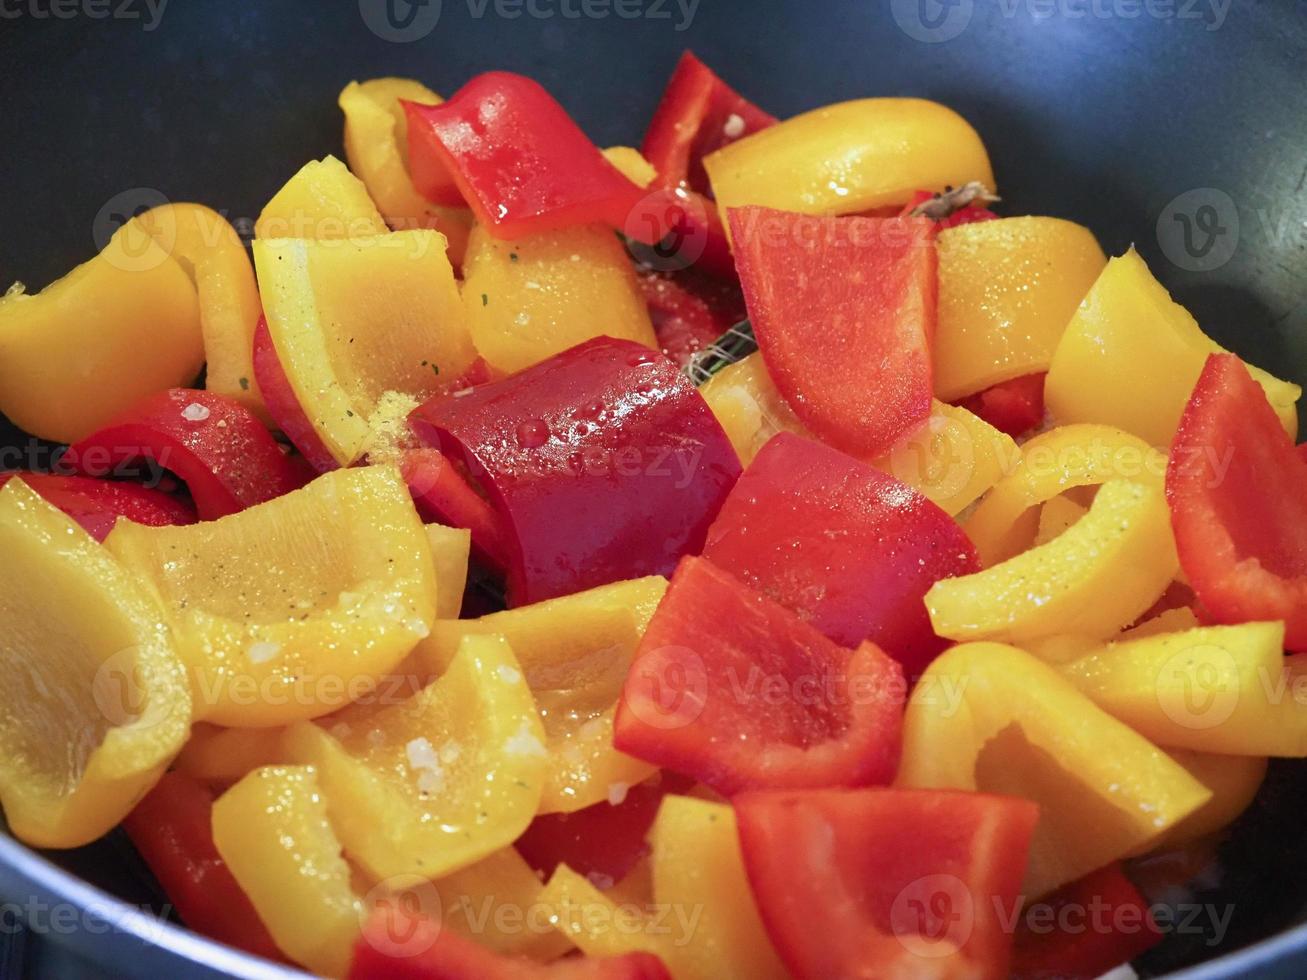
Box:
left=410, top=337, right=741, bottom=606
left=703, top=97, right=993, bottom=227
left=403, top=72, right=653, bottom=243
left=640, top=50, right=777, bottom=197
left=901, top=186, right=1000, bottom=228
left=400, top=448, right=511, bottom=572
left=134, top=203, right=267, bottom=419
left=1060, top=622, right=1307, bottom=756
left=249, top=313, right=338, bottom=472
left=1155, top=748, right=1266, bottom=849
left=538, top=863, right=666, bottom=960
left=929, top=479, right=1177, bottom=644
left=1046, top=249, right=1300, bottom=445
left=67, top=388, right=308, bottom=520
left=730, top=207, right=935, bottom=457
left=963, top=423, right=1166, bottom=566
left=601, top=146, right=659, bottom=189
left=122, top=772, right=283, bottom=961
left=211, top=765, right=363, bottom=977
left=898, top=642, right=1212, bottom=896
left=1035, top=494, right=1088, bottom=547
left=282, top=634, right=547, bottom=882
left=425, top=522, right=472, bottom=620
left=0, top=471, right=195, bottom=541
left=614, top=557, right=905, bottom=795
left=0, top=479, right=191, bottom=847
left=339, top=78, right=474, bottom=266
left=416, top=577, right=667, bottom=812
left=934, top=217, right=1106, bottom=401
left=0, top=216, right=203, bottom=443
left=105, top=465, right=436, bottom=727
left=958, top=373, right=1047, bottom=438
left=637, top=269, right=746, bottom=369
left=460, top=223, right=657, bottom=376
left=254, top=155, right=388, bottom=241
left=172, top=722, right=286, bottom=785
left=733, top=788, right=1038, bottom=980
left=253, top=229, right=477, bottom=466
left=1167, top=353, right=1307, bottom=649
left=703, top=432, right=978, bottom=674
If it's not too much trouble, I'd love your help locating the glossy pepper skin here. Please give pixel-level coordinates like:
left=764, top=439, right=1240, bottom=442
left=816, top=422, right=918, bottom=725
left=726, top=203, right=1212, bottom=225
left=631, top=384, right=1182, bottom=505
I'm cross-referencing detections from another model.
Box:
left=251, top=314, right=339, bottom=473
left=410, top=337, right=741, bottom=606
left=68, top=388, right=310, bottom=520
left=703, top=431, right=979, bottom=675
left=0, top=471, right=194, bottom=540
left=957, top=373, right=1047, bottom=438
left=1168, top=354, right=1307, bottom=649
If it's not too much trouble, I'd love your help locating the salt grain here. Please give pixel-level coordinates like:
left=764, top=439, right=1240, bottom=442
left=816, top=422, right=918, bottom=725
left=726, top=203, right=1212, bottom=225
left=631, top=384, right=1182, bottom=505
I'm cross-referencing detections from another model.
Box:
left=181, top=403, right=211, bottom=422
left=245, top=641, right=281, bottom=664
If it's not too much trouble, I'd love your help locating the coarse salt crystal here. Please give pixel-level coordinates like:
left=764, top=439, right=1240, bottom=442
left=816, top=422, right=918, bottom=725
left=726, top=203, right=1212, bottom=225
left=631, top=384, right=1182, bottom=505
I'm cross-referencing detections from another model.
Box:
left=181, top=403, right=211, bottom=422
left=606, top=782, right=630, bottom=806
left=246, top=641, right=281, bottom=664
left=723, top=113, right=746, bottom=138
left=504, top=721, right=547, bottom=757
left=497, top=664, right=522, bottom=684
left=406, top=736, right=446, bottom=795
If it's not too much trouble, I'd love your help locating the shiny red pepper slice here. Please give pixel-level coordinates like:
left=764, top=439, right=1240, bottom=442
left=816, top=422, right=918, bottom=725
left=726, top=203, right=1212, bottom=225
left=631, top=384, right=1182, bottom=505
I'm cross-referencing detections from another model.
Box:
left=733, top=788, right=1039, bottom=980
left=957, top=372, right=1047, bottom=438
left=350, top=905, right=672, bottom=980
left=410, top=337, right=741, bottom=606
left=252, top=314, right=340, bottom=474
left=1167, top=353, right=1307, bottom=650
left=641, top=50, right=777, bottom=197
left=0, top=472, right=195, bottom=540
left=614, top=556, right=905, bottom=795
left=67, top=388, right=310, bottom=520
left=638, top=269, right=746, bottom=369
left=702, top=432, right=978, bottom=676
left=1012, top=863, right=1162, bottom=980
left=404, top=72, right=655, bottom=243
left=123, top=772, right=284, bottom=962
left=729, top=207, right=937, bottom=457
left=399, top=447, right=510, bottom=572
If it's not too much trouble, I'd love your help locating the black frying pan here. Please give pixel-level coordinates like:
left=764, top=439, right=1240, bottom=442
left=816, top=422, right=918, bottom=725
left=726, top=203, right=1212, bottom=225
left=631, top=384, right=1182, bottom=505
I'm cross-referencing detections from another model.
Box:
left=1, top=1, right=1306, bottom=976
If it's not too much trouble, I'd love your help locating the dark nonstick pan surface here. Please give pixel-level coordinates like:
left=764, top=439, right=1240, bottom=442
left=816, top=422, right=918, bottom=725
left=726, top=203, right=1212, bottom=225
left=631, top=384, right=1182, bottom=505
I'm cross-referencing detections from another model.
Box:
left=1, top=1, right=1306, bottom=976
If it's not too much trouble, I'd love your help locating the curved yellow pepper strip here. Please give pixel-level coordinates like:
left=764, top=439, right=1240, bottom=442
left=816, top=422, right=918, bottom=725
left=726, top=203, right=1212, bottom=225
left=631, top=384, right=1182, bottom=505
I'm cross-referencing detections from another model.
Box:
left=282, top=634, right=547, bottom=882
left=172, top=722, right=285, bottom=785
left=136, top=203, right=267, bottom=420
left=106, top=466, right=436, bottom=727
left=0, top=217, right=202, bottom=443
left=1035, top=494, right=1087, bottom=546
left=1060, top=622, right=1307, bottom=757
left=253, top=230, right=476, bottom=465
left=929, top=479, right=1177, bottom=644
left=703, top=98, right=993, bottom=232
left=255, top=155, right=388, bottom=241
left=416, top=577, right=667, bottom=813
left=540, top=863, right=666, bottom=959
left=897, top=641, right=1211, bottom=897
left=1047, top=248, right=1300, bottom=444
left=425, top=523, right=472, bottom=620
left=339, top=79, right=475, bottom=267
left=933, top=216, right=1106, bottom=400
left=1152, top=749, right=1266, bottom=851
left=0, top=480, right=191, bottom=848
left=212, top=765, right=363, bottom=977
left=963, top=423, right=1165, bottom=566
left=601, top=146, right=658, bottom=189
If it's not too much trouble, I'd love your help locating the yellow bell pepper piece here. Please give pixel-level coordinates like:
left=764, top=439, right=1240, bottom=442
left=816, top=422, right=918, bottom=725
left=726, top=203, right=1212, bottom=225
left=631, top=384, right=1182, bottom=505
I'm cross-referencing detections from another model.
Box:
left=106, top=466, right=435, bottom=727
left=0, top=481, right=190, bottom=848
left=1035, top=494, right=1088, bottom=546
left=601, top=146, right=658, bottom=188
left=283, top=634, right=547, bottom=882
left=255, top=155, right=388, bottom=241
left=963, top=423, right=1166, bottom=566
left=929, top=479, right=1177, bottom=644
left=539, top=864, right=667, bottom=959
left=704, top=98, right=993, bottom=230
left=212, top=765, right=363, bottom=977
left=1061, top=622, right=1307, bottom=756
left=135, top=203, right=267, bottom=419
left=172, top=722, right=285, bottom=785
left=648, top=795, right=788, bottom=980
left=1046, top=248, right=1300, bottom=445
left=461, top=223, right=657, bottom=376
left=338, top=79, right=475, bottom=267
left=426, top=523, right=471, bottom=620
left=0, top=218, right=202, bottom=443
left=1153, top=749, right=1266, bottom=850
left=898, top=641, right=1211, bottom=896
left=698, top=351, right=803, bottom=462
left=934, top=217, right=1106, bottom=400
left=417, top=577, right=667, bottom=812
left=253, top=230, right=476, bottom=465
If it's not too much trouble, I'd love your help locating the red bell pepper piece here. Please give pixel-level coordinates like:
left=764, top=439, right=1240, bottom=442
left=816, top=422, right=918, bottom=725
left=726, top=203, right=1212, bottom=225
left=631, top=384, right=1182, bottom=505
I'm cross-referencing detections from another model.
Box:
left=729, top=206, right=937, bottom=457
left=733, top=788, right=1039, bottom=980
left=614, top=556, right=905, bottom=795
left=957, top=372, right=1047, bottom=438
left=901, top=188, right=1001, bottom=229
left=1167, top=353, right=1307, bottom=650
left=404, top=72, right=656, bottom=244
left=123, top=772, right=283, bottom=962
left=252, top=314, right=340, bottom=474
left=1012, top=863, right=1162, bottom=980
left=67, top=388, right=310, bottom=520
left=399, top=447, right=510, bottom=572
left=702, top=432, right=979, bottom=676
left=0, top=472, right=195, bottom=540
left=410, top=337, right=741, bottom=606
left=350, top=905, right=672, bottom=980
left=638, top=269, right=746, bottom=369
left=641, top=50, right=777, bottom=197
